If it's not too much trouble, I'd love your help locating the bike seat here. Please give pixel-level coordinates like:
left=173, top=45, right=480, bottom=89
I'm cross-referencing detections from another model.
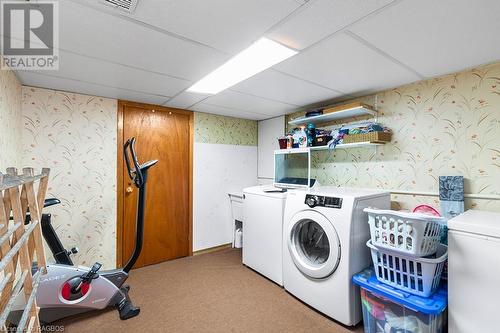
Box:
left=44, top=198, right=61, bottom=208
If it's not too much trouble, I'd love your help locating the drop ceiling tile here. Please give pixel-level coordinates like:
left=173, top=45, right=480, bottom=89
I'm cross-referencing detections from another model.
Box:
left=126, top=0, right=302, bottom=53
left=17, top=72, right=170, bottom=105
left=275, top=32, right=421, bottom=94
left=164, top=92, right=211, bottom=109
left=190, top=103, right=268, bottom=120
left=58, top=1, right=228, bottom=81
left=231, top=69, right=342, bottom=105
left=349, top=0, right=500, bottom=77
left=269, top=0, right=394, bottom=50
left=203, top=90, right=298, bottom=116
left=37, top=51, right=189, bottom=97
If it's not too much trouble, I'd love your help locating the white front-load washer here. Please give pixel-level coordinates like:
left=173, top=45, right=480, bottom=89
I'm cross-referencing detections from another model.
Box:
left=283, top=187, right=390, bottom=326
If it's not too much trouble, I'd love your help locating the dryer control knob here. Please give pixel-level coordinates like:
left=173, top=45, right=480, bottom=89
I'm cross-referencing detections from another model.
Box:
left=306, top=196, right=319, bottom=208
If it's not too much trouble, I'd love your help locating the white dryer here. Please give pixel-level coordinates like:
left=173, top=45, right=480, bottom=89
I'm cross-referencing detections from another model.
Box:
left=283, top=187, right=390, bottom=326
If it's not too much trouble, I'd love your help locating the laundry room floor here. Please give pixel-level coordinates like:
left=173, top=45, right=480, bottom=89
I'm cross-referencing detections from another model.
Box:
left=56, top=249, right=364, bottom=333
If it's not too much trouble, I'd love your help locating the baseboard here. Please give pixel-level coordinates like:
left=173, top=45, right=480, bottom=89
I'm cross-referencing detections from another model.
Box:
left=193, top=243, right=232, bottom=256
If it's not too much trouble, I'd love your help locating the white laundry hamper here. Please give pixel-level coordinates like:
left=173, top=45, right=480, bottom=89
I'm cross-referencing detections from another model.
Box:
left=367, top=240, right=447, bottom=297
left=364, top=208, right=444, bottom=257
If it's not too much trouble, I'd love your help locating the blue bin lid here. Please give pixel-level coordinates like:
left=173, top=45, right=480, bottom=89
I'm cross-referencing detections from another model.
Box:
left=352, top=268, right=447, bottom=315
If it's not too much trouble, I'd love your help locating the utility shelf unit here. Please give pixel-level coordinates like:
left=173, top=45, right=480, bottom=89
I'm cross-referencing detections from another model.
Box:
left=288, top=103, right=377, bottom=126
left=275, top=141, right=384, bottom=155
left=276, top=103, right=385, bottom=188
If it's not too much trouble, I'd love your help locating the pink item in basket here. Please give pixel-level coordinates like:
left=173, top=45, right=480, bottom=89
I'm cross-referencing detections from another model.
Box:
left=413, top=205, right=441, bottom=217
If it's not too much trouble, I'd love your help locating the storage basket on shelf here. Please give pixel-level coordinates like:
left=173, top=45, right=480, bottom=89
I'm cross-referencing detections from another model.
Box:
left=364, top=208, right=444, bottom=257
left=367, top=240, right=447, bottom=297
left=342, top=131, right=391, bottom=144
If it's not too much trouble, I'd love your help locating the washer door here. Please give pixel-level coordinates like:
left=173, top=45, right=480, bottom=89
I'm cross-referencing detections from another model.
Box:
left=287, top=210, right=341, bottom=279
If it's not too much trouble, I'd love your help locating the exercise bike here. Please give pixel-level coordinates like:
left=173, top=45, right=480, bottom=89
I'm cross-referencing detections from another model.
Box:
left=11, top=137, right=157, bottom=323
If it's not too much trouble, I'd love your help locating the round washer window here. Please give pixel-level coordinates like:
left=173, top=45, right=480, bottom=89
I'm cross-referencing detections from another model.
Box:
left=287, top=210, right=341, bottom=279
left=293, top=219, right=330, bottom=266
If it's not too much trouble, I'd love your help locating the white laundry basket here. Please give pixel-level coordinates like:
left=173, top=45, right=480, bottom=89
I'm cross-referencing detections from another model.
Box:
left=367, top=240, right=447, bottom=297
left=364, top=208, right=444, bottom=257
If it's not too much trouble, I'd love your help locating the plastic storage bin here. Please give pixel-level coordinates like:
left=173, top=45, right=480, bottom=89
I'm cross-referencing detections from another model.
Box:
left=364, top=208, right=444, bottom=257
left=367, top=240, right=447, bottom=297
left=353, top=269, right=447, bottom=333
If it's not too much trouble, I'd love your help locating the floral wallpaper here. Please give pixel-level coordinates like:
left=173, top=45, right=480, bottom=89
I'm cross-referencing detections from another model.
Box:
left=287, top=61, right=500, bottom=212
left=195, top=112, right=258, bottom=146
left=18, top=88, right=257, bottom=268
left=15, top=61, right=499, bottom=268
left=0, top=64, right=22, bottom=169
left=22, top=87, right=118, bottom=268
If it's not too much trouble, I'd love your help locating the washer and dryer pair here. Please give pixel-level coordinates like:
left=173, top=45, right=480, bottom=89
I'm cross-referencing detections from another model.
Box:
left=242, top=185, right=390, bottom=326
left=283, top=187, right=390, bottom=326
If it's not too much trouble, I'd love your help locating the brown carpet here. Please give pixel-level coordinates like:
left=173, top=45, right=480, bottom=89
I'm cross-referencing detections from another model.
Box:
left=56, top=249, right=364, bottom=333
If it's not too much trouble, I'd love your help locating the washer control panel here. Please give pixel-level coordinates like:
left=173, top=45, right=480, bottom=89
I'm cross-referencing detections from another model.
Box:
left=305, top=194, right=342, bottom=209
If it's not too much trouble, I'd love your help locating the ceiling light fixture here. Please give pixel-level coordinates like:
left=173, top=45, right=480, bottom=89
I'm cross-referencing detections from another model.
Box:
left=187, top=38, right=297, bottom=95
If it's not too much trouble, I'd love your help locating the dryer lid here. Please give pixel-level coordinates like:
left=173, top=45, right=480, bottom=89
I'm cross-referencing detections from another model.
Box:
left=287, top=210, right=341, bottom=279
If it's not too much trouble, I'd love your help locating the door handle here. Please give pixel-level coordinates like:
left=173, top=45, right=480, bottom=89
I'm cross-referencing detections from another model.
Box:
left=126, top=186, right=133, bottom=193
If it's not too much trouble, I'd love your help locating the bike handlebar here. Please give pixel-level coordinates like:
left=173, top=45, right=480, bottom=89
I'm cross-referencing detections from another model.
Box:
left=124, top=137, right=145, bottom=188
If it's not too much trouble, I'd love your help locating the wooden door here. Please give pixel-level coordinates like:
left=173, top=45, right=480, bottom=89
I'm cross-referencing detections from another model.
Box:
left=118, top=101, right=192, bottom=269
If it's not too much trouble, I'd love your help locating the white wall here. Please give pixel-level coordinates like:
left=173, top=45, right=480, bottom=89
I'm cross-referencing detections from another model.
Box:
left=257, top=116, right=284, bottom=184
left=193, top=143, right=257, bottom=251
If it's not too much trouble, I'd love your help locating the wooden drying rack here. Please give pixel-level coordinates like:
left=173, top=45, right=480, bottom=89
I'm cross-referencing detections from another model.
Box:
left=0, top=167, right=49, bottom=332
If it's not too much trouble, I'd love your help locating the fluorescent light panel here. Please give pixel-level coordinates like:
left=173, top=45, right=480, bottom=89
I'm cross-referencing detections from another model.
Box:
left=187, top=38, right=297, bottom=94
